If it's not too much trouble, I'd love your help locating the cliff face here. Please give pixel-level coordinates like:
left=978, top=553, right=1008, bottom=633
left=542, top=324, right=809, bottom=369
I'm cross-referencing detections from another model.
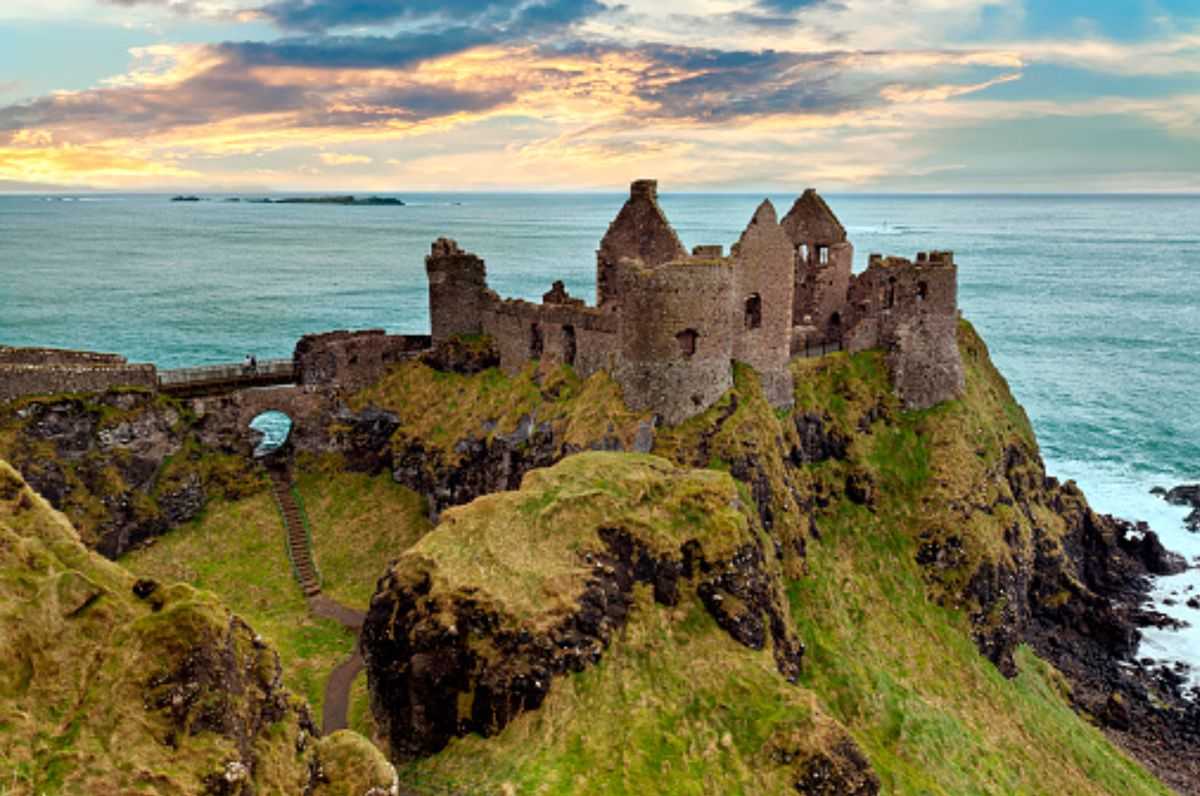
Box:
left=0, top=391, right=264, bottom=557
left=354, top=321, right=1188, bottom=794
left=0, top=459, right=396, bottom=795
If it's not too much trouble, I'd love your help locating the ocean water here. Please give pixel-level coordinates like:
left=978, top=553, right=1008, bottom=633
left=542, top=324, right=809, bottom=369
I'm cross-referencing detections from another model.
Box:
left=1, top=192, right=1198, bottom=670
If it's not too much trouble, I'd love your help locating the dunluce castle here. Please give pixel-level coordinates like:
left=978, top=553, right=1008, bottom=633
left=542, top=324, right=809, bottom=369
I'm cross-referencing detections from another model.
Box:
left=1, top=179, right=964, bottom=427
left=427, top=179, right=964, bottom=423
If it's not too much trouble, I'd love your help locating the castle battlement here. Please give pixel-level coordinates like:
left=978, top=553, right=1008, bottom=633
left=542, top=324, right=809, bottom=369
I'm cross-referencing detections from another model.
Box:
left=424, top=180, right=964, bottom=422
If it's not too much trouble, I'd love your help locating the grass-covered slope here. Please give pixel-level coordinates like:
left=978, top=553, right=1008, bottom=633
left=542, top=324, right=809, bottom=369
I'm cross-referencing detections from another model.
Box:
left=360, top=321, right=1170, bottom=795
left=0, top=459, right=395, bottom=795
left=123, top=460, right=431, bottom=730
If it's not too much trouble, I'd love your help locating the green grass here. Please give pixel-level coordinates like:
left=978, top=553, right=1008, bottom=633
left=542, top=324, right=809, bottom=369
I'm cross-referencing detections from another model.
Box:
left=0, top=460, right=393, bottom=794
left=121, top=489, right=355, bottom=716
left=296, top=465, right=432, bottom=610
left=385, top=322, right=1170, bottom=795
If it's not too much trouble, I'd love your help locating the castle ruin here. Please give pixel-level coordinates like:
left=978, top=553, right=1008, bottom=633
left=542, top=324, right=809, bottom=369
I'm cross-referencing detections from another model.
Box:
left=426, top=180, right=964, bottom=423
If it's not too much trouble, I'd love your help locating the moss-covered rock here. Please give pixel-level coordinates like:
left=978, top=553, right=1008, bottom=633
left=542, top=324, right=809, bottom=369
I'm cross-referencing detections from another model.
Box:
left=0, top=459, right=389, bottom=794
left=362, top=452, right=807, bottom=763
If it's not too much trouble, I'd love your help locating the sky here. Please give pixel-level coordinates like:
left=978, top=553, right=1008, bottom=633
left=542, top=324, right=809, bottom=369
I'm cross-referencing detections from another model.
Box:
left=0, top=0, right=1198, bottom=192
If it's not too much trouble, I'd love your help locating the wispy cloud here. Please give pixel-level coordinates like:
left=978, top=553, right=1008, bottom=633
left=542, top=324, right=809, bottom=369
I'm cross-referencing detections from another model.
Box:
left=0, top=0, right=1198, bottom=190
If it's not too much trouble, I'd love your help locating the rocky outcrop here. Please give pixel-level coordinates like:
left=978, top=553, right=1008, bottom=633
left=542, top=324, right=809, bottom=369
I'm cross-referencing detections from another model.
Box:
left=1153, top=483, right=1200, bottom=532
left=0, top=392, right=263, bottom=557
left=362, top=453, right=805, bottom=761
left=0, top=459, right=394, bottom=794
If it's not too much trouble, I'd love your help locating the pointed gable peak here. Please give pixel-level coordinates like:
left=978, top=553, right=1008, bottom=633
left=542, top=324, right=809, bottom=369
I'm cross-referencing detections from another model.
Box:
left=781, top=188, right=846, bottom=245
left=749, top=198, right=777, bottom=226
left=598, top=179, right=687, bottom=267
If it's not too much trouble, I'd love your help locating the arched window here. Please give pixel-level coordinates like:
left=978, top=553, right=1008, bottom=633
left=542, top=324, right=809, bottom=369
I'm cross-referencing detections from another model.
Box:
left=561, top=324, right=577, bottom=367
left=917, top=281, right=928, bottom=302
left=799, top=243, right=809, bottom=264
left=744, top=294, right=762, bottom=330
left=676, top=329, right=698, bottom=358
left=829, top=312, right=841, bottom=328
left=530, top=322, right=544, bottom=358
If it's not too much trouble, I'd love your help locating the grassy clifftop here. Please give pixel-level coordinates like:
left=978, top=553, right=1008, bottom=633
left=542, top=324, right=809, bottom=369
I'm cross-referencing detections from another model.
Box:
left=0, top=459, right=395, bottom=795
left=358, top=321, right=1169, bottom=795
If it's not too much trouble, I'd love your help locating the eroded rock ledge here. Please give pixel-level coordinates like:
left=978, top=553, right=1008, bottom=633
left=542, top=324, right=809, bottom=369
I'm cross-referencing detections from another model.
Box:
left=362, top=453, right=805, bottom=760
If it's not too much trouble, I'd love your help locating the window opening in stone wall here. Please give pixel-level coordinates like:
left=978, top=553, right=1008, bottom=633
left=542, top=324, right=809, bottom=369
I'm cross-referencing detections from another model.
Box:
left=676, top=329, right=698, bottom=358
left=530, top=322, right=544, bottom=358
left=744, top=294, right=762, bottom=330
left=886, top=277, right=896, bottom=309
left=799, top=244, right=809, bottom=264
left=819, top=246, right=829, bottom=265
left=829, top=312, right=841, bottom=328
left=562, top=325, right=577, bottom=367
left=917, top=281, right=928, bottom=301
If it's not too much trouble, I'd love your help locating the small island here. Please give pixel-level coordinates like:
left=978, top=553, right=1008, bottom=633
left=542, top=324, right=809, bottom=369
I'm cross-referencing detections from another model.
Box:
left=245, top=195, right=405, bottom=206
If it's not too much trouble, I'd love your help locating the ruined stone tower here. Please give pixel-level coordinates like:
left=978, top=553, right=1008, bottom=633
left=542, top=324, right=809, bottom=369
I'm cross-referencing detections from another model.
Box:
left=425, top=238, right=488, bottom=341
left=615, top=256, right=736, bottom=424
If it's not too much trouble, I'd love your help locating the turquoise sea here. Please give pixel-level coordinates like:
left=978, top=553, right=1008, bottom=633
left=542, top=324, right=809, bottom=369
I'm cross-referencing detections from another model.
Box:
left=1, top=191, right=1197, bottom=668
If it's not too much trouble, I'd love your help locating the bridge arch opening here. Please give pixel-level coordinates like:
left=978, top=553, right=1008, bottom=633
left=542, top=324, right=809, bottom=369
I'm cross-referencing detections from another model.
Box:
left=249, top=410, right=293, bottom=458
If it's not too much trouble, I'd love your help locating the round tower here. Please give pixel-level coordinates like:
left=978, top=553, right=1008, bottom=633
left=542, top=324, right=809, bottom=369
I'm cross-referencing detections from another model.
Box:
left=614, top=257, right=735, bottom=425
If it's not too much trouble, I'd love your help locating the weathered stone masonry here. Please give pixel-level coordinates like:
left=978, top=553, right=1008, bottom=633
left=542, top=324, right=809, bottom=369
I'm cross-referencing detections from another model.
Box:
left=425, top=180, right=964, bottom=423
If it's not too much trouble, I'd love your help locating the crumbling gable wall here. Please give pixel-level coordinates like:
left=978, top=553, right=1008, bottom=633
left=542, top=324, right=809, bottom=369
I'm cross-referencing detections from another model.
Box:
left=595, top=179, right=687, bottom=309
left=845, top=252, right=963, bottom=409
left=781, top=189, right=853, bottom=345
left=730, top=201, right=796, bottom=408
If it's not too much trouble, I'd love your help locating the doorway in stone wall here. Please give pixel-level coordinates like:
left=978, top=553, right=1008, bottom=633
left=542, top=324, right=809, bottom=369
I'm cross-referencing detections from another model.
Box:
left=530, top=322, right=544, bottom=358
left=561, top=325, right=577, bottom=367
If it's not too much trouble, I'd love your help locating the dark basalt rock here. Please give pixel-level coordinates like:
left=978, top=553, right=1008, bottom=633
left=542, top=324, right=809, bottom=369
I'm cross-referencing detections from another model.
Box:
left=791, top=412, right=849, bottom=464
left=334, top=407, right=401, bottom=475
left=791, top=739, right=881, bottom=796
left=391, top=417, right=561, bottom=520
left=1152, top=483, right=1200, bottom=532
left=0, top=393, right=262, bottom=558
left=362, top=525, right=803, bottom=760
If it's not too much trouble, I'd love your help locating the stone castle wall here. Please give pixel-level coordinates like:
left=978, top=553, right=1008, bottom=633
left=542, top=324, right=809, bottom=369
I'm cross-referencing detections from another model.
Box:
left=0, top=362, right=158, bottom=403
left=481, top=298, right=618, bottom=378
left=845, top=251, right=963, bottom=409
left=294, top=329, right=429, bottom=392
left=615, top=259, right=737, bottom=425
left=0, top=347, right=158, bottom=403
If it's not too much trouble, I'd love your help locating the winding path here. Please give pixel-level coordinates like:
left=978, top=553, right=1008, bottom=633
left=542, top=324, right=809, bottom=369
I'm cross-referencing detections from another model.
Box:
left=270, top=468, right=366, bottom=735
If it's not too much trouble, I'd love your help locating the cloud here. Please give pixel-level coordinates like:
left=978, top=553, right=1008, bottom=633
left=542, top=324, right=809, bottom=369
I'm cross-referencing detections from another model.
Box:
left=752, top=0, right=840, bottom=16
left=318, top=152, right=371, bottom=165
left=255, top=0, right=607, bottom=33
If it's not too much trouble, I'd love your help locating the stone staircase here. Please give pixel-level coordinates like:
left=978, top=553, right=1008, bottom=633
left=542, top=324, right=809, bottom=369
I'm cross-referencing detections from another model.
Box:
left=270, top=469, right=321, bottom=598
